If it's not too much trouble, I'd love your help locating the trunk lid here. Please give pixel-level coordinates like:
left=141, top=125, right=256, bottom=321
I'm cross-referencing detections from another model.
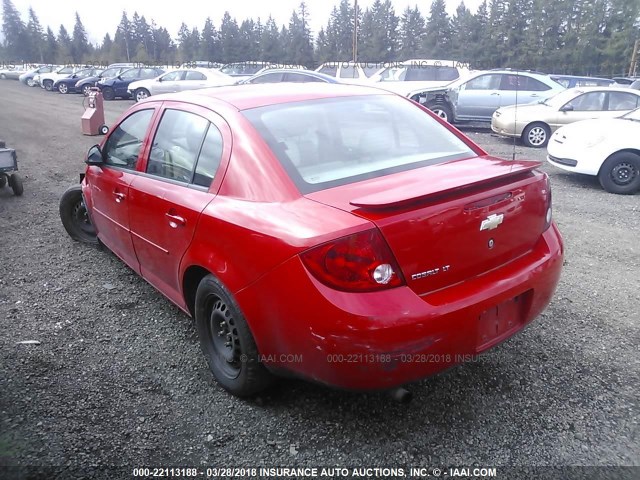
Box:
left=305, top=156, right=548, bottom=295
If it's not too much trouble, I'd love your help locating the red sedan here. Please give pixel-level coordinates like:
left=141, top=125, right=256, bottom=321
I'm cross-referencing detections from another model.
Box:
left=60, top=84, right=564, bottom=397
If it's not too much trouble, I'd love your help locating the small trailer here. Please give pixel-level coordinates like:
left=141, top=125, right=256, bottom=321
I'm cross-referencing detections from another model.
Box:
left=0, top=140, right=23, bottom=196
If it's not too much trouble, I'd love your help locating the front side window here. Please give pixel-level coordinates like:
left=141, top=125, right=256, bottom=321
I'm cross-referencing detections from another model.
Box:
left=59, top=67, right=74, bottom=74
left=465, top=74, right=501, bottom=90
left=185, top=71, right=206, bottom=81
left=161, top=71, right=183, bottom=82
left=146, top=109, right=209, bottom=183
left=248, top=73, right=283, bottom=84
left=284, top=73, right=323, bottom=83
left=120, top=69, right=140, bottom=80
left=243, top=95, right=475, bottom=194
left=103, top=109, right=154, bottom=169
left=565, top=92, right=606, bottom=111
left=340, top=66, right=359, bottom=79
left=141, top=68, right=161, bottom=79
left=318, top=65, right=337, bottom=77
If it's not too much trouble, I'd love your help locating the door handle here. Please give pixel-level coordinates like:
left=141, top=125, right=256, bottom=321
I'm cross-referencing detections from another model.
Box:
left=113, top=192, right=125, bottom=203
left=530, top=94, right=540, bottom=97
left=165, top=212, right=186, bottom=228
left=491, top=92, right=500, bottom=95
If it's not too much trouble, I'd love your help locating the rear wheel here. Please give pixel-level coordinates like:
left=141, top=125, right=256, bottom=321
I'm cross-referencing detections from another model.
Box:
left=26, top=78, right=35, bottom=87
left=195, top=274, right=274, bottom=397
left=101, top=86, right=115, bottom=100
left=0, top=74, right=6, bottom=80
left=82, top=84, right=92, bottom=96
left=135, top=88, right=150, bottom=102
left=59, top=185, right=98, bottom=244
left=522, top=123, right=550, bottom=148
left=598, top=152, right=640, bottom=195
left=43, top=80, right=53, bottom=91
left=58, top=83, right=68, bottom=94
left=0, top=174, right=7, bottom=188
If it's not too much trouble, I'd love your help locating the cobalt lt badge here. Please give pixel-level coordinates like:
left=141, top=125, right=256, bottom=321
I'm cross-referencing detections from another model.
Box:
left=480, top=213, right=504, bottom=231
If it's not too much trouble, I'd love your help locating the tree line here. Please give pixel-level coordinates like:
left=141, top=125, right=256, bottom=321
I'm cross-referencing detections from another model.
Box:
left=2, top=0, right=639, bottom=77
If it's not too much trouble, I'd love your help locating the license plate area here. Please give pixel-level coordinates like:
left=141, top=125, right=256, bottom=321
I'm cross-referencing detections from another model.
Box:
left=476, top=291, right=530, bottom=352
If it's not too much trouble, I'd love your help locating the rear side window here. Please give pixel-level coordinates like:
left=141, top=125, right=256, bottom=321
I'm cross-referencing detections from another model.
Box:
left=319, top=65, right=338, bottom=77
left=340, top=66, right=359, bottom=79
left=147, top=109, right=209, bottom=183
left=103, top=109, right=154, bottom=169
left=284, top=73, right=323, bottom=83
left=608, top=92, right=639, bottom=111
left=248, top=73, right=283, bottom=84
left=193, top=125, right=224, bottom=187
left=243, top=95, right=475, bottom=194
left=405, top=65, right=459, bottom=82
left=185, top=71, right=206, bottom=80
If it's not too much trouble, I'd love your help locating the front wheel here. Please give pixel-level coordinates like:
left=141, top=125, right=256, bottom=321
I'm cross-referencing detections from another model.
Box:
left=195, top=274, right=274, bottom=397
left=101, top=86, right=115, bottom=100
left=8, top=173, right=23, bottom=196
left=58, top=83, right=68, bottom=94
left=26, top=78, right=35, bottom=87
left=427, top=103, right=453, bottom=123
left=522, top=123, right=550, bottom=148
left=59, top=185, right=98, bottom=244
left=598, top=152, right=640, bottom=195
left=135, top=88, right=150, bottom=102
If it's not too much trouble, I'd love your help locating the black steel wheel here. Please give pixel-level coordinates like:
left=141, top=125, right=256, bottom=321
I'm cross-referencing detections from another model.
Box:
left=9, top=173, right=23, bottom=196
left=101, top=87, right=115, bottom=100
left=195, top=274, right=273, bottom=397
left=598, top=152, right=640, bottom=195
left=59, top=185, right=98, bottom=244
left=0, top=174, right=6, bottom=188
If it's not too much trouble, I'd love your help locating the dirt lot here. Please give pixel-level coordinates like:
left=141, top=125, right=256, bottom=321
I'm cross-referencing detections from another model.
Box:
left=0, top=80, right=638, bottom=477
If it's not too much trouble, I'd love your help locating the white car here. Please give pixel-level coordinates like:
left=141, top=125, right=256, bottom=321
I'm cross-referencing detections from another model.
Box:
left=546, top=107, right=640, bottom=194
left=218, top=62, right=304, bottom=82
left=36, top=66, right=86, bottom=91
left=368, top=59, right=470, bottom=96
left=127, top=68, right=236, bottom=102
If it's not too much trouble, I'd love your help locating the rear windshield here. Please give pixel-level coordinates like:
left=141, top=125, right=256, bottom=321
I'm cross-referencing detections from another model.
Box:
left=243, top=95, right=475, bottom=194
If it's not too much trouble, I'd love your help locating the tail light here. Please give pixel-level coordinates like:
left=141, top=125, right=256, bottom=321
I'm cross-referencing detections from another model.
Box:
left=542, top=172, right=552, bottom=231
left=300, top=229, right=405, bottom=292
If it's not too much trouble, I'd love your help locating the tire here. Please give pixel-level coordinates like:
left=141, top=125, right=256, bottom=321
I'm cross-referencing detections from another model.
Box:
left=195, top=274, right=274, bottom=397
left=99, top=125, right=109, bottom=135
left=427, top=103, right=453, bottom=123
left=522, top=123, right=551, bottom=148
left=26, top=78, right=35, bottom=87
left=101, top=86, right=115, bottom=100
left=58, top=83, right=68, bottom=94
left=43, top=80, right=53, bottom=91
left=135, top=88, right=150, bottom=102
left=0, top=174, right=6, bottom=188
left=598, top=152, right=640, bottom=195
left=0, top=74, right=6, bottom=80
left=82, top=84, right=92, bottom=96
left=59, top=185, right=98, bottom=244
left=8, top=173, right=23, bottom=196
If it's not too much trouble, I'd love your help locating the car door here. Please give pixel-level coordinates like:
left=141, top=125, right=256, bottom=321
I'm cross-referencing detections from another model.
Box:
left=127, top=104, right=229, bottom=306
left=153, top=70, right=184, bottom=94
left=180, top=70, right=209, bottom=91
left=552, top=91, right=608, bottom=129
left=497, top=74, right=548, bottom=109
left=86, top=107, right=157, bottom=272
left=454, top=74, right=503, bottom=120
left=114, top=68, right=140, bottom=97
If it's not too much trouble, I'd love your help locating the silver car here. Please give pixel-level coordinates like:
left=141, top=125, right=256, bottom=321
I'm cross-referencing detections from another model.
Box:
left=408, top=69, right=565, bottom=123
left=127, top=68, right=236, bottom=102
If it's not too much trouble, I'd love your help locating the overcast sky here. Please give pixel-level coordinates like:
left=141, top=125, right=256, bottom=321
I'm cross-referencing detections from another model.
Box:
left=10, top=0, right=483, bottom=44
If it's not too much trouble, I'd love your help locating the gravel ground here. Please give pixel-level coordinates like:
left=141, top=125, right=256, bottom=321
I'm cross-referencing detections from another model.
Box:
left=0, top=80, right=638, bottom=477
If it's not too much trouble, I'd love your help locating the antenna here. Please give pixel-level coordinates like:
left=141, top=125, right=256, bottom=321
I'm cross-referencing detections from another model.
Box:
left=512, top=70, right=519, bottom=162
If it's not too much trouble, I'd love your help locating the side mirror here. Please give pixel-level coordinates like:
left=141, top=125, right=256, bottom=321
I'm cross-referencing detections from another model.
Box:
left=157, top=77, right=162, bottom=82
left=85, top=145, right=104, bottom=165
left=560, top=104, right=574, bottom=112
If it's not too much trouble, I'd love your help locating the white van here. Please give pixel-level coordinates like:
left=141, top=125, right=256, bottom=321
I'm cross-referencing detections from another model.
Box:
left=315, top=61, right=384, bottom=84
left=369, top=59, right=470, bottom=95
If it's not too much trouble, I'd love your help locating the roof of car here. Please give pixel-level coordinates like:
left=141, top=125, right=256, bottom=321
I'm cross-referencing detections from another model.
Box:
left=157, top=83, right=392, bottom=111
left=247, top=69, right=339, bottom=82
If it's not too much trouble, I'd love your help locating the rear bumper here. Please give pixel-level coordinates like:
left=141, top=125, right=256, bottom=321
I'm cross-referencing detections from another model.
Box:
left=236, top=224, right=564, bottom=390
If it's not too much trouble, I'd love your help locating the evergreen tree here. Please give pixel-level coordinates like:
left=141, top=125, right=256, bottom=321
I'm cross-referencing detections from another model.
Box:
left=57, top=24, right=73, bottom=64
left=2, top=0, right=29, bottom=61
left=114, top=11, right=133, bottom=62
left=424, top=0, right=452, bottom=58
left=260, top=16, right=283, bottom=62
left=358, top=0, right=398, bottom=62
left=219, top=11, right=240, bottom=63
left=71, top=12, right=90, bottom=63
left=26, top=7, right=44, bottom=63
left=286, top=3, right=314, bottom=66
left=43, top=26, right=57, bottom=63
left=449, top=2, right=474, bottom=62
left=399, top=6, right=426, bottom=60
left=200, top=17, right=219, bottom=62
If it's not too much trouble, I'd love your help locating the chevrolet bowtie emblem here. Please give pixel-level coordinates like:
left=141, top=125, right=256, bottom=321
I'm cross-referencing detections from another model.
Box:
left=480, top=213, right=504, bottom=231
